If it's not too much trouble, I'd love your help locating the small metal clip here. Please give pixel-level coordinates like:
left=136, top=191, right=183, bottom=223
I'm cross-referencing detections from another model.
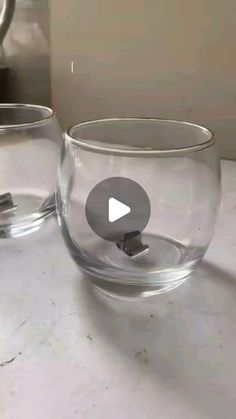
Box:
left=0, top=193, right=17, bottom=213
left=116, top=231, right=149, bottom=257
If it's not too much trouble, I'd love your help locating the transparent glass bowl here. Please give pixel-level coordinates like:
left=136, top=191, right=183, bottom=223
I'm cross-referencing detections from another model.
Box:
left=57, top=118, right=221, bottom=298
left=0, top=104, right=62, bottom=238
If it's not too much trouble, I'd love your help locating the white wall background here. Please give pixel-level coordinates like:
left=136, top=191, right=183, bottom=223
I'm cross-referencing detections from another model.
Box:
left=51, top=0, right=236, bottom=158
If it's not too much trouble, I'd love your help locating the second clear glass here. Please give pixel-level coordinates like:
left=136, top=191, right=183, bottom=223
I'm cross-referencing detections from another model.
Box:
left=0, top=104, right=62, bottom=238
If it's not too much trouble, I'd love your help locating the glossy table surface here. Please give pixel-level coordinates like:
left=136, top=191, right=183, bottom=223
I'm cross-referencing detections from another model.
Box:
left=0, top=160, right=236, bottom=419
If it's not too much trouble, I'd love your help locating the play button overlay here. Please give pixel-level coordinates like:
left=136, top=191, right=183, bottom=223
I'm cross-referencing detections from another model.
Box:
left=108, top=198, right=131, bottom=223
left=85, top=177, right=151, bottom=242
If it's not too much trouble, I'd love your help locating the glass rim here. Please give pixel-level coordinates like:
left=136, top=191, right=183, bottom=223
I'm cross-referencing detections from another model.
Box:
left=65, top=118, right=215, bottom=156
left=0, top=103, right=55, bottom=130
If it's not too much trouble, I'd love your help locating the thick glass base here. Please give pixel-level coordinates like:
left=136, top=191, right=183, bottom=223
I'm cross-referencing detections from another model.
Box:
left=88, top=274, right=190, bottom=300
left=61, top=213, right=204, bottom=298
left=68, top=233, right=203, bottom=297
left=0, top=211, right=54, bottom=238
left=0, top=192, right=55, bottom=238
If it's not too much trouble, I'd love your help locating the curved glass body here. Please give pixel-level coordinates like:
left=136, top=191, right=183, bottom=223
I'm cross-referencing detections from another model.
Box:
left=0, top=104, right=62, bottom=237
left=57, top=118, right=221, bottom=298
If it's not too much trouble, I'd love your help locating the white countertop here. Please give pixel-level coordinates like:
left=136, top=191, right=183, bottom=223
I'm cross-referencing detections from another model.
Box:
left=0, top=159, right=236, bottom=419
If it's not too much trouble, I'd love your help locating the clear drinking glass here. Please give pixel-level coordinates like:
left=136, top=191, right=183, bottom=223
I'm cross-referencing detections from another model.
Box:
left=0, top=104, right=62, bottom=238
left=57, top=118, right=221, bottom=298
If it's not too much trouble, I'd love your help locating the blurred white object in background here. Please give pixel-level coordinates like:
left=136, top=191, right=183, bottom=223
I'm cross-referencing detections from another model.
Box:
left=0, top=0, right=15, bottom=100
left=2, top=0, right=50, bottom=105
left=16, top=0, right=47, bottom=8
left=0, top=0, right=15, bottom=48
left=4, top=22, right=49, bottom=55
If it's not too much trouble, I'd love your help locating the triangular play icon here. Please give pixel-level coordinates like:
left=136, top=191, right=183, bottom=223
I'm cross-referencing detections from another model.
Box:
left=108, top=197, right=131, bottom=223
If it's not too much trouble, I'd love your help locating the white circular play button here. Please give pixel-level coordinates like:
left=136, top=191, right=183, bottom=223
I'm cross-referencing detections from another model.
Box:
left=85, top=177, right=151, bottom=242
